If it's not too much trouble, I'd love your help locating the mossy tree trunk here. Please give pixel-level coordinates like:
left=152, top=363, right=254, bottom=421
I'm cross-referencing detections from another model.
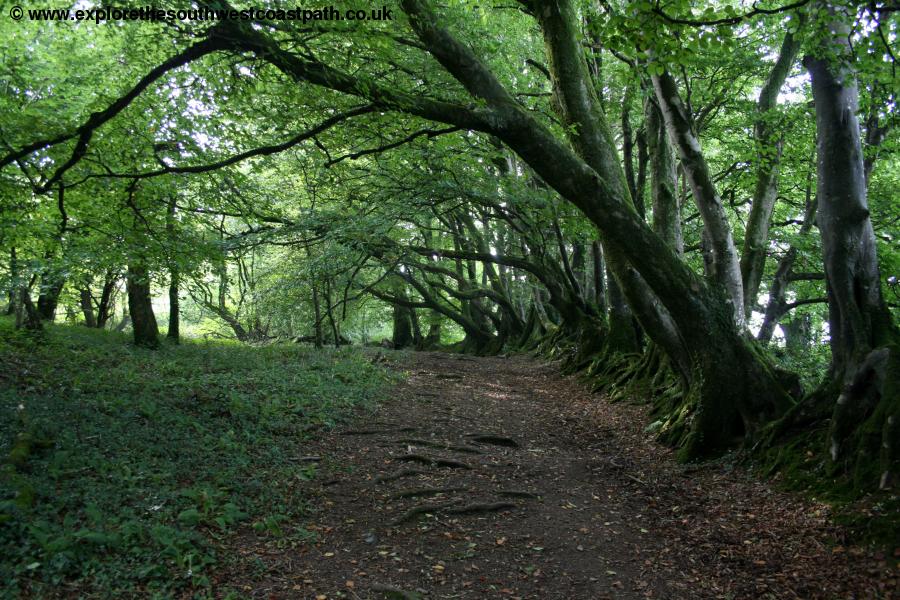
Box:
left=645, top=96, right=682, bottom=255
left=805, top=3, right=900, bottom=489
left=529, top=0, right=790, bottom=452
left=392, top=304, right=414, bottom=349
left=651, top=70, right=744, bottom=325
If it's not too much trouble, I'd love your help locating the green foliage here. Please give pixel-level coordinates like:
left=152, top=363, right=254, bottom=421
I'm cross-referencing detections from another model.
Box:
left=0, top=317, right=395, bottom=597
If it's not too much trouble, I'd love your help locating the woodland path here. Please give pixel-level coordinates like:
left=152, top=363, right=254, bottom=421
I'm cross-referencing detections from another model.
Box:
left=217, top=352, right=896, bottom=599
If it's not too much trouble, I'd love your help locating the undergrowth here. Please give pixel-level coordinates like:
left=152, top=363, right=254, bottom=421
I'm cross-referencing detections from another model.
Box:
left=0, top=318, right=396, bottom=598
left=752, top=424, right=900, bottom=553
left=541, top=328, right=899, bottom=556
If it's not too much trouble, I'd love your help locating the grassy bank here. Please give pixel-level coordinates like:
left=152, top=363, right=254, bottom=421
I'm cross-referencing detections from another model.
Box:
left=0, top=319, right=395, bottom=598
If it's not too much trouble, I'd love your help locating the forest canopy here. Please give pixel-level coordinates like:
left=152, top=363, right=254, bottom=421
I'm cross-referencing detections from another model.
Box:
left=1, top=0, right=898, bottom=496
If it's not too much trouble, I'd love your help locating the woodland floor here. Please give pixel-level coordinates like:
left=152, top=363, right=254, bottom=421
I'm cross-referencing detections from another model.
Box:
left=216, top=352, right=898, bottom=600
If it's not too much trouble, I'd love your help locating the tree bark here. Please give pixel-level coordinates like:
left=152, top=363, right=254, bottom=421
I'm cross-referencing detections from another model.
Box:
left=127, top=263, right=159, bottom=348
left=36, top=185, right=70, bottom=321
left=652, top=70, right=745, bottom=324
left=805, top=3, right=900, bottom=488
left=590, top=240, right=606, bottom=314
left=757, top=183, right=817, bottom=344
left=740, top=31, right=801, bottom=318
left=36, top=279, right=65, bottom=321
left=96, top=272, right=119, bottom=329
left=18, top=288, right=43, bottom=331
left=166, top=198, right=180, bottom=342
left=645, top=96, right=682, bottom=254
left=392, top=304, right=414, bottom=349
left=6, top=248, right=18, bottom=316
left=167, top=270, right=180, bottom=342
left=80, top=289, right=97, bottom=328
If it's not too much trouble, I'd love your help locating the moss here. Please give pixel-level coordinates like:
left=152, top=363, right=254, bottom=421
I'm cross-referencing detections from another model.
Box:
left=6, top=433, right=32, bottom=469
left=752, top=420, right=900, bottom=552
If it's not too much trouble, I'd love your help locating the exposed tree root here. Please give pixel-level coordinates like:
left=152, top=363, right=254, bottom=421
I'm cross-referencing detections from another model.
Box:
left=465, top=434, right=519, bottom=448
left=294, top=456, right=322, bottom=462
left=446, top=501, right=516, bottom=515
left=374, top=468, right=427, bottom=483
left=396, top=438, right=484, bottom=454
left=394, top=454, right=472, bottom=469
left=391, top=501, right=461, bottom=525
left=392, top=499, right=517, bottom=525
left=341, top=426, right=416, bottom=436
left=391, top=486, right=468, bottom=499
left=496, top=489, right=539, bottom=499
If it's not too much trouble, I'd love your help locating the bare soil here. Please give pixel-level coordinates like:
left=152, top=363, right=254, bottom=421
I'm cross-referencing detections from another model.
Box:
left=214, top=352, right=898, bottom=599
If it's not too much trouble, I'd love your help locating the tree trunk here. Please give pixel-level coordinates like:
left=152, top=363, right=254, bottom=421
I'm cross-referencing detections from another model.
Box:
left=392, top=304, right=414, bottom=349
left=605, top=269, right=638, bottom=353
left=311, top=285, right=323, bottom=348
left=167, top=269, right=180, bottom=342
left=36, top=278, right=65, bottom=321
left=96, top=272, right=119, bottom=329
left=127, top=263, right=159, bottom=348
left=645, top=96, right=682, bottom=254
left=80, top=289, right=97, bottom=328
left=324, top=278, right=341, bottom=348
left=166, top=198, right=180, bottom=342
left=36, top=186, right=70, bottom=321
left=114, top=302, right=131, bottom=333
left=757, top=185, right=817, bottom=344
left=740, top=31, right=801, bottom=318
left=652, top=70, right=745, bottom=324
left=805, top=3, right=900, bottom=488
left=6, top=248, right=18, bottom=316
left=424, top=311, right=441, bottom=348
left=622, top=84, right=639, bottom=212
left=18, top=288, right=42, bottom=331
left=590, top=240, right=606, bottom=313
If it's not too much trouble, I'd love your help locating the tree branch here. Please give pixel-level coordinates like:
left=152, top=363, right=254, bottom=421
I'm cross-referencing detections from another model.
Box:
left=2, top=36, right=226, bottom=185
left=651, top=0, right=811, bottom=27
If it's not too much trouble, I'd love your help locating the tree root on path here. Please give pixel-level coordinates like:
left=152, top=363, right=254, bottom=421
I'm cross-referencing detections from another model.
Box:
left=391, top=486, right=468, bottom=499
left=396, top=438, right=484, bottom=454
left=465, top=433, right=519, bottom=448
left=374, top=468, right=427, bottom=483
left=445, top=501, right=516, bottom=515
left=341, top=426, right=416, bottom=436
left=394, top=454, right=472, bottom=469
left=391, top=499, right=517, bottom=525
left=497, top=489, right=539, bottom=499
left=391, top=501, right=461, bottom=525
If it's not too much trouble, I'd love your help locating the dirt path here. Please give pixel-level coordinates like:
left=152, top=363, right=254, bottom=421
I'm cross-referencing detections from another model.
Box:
left=218, top=353, right=896, bottom=599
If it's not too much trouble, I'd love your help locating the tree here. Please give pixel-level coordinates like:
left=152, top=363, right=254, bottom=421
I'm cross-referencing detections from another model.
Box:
left=804, top=1, right=899, bottom=488
left=0, top=0, right=896, bottom=483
